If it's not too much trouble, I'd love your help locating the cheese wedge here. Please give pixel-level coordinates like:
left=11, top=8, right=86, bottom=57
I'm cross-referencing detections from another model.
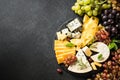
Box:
left=82, top=46, right=92, bottom=56
left=68, top=49, right=92, bottom=73
left=90, top=42, right=110, bottom=63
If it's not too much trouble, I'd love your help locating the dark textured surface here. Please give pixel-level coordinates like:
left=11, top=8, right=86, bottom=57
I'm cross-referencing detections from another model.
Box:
left=0, top=0, right=88, bottom=80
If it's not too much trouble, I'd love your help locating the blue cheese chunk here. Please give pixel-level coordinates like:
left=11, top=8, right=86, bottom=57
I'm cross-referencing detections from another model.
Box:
left=71, top=32, right=81, bottom=39
left=67, top=18, right=82, bottom=32
left=61, top=28, right=69, bottom=35
left=61, top=28, right=72, bottom=37
left=56, top=32, right=67, bottom=40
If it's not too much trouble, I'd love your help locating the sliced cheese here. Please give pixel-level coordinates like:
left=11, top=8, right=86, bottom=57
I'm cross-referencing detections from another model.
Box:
left=57, top=57, right=64, bottom=64
left=78, top=16, right=99, bottom=48
left=56, top=51, right=75, bottom=58
left=54, top=40, right=76, bottom=64
left=83, top=14, right=90, bottom=23
left=55, top=49, right=75, bottom=55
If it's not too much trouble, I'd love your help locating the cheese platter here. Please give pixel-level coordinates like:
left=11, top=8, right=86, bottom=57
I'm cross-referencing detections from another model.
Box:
left=54, top=0, right=120, bottom=79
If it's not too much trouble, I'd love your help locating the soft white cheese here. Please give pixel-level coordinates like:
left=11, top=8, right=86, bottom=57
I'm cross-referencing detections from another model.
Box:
left=90, top=42, right=110, bottom=63
left=68, top=49, right=92, bottom=73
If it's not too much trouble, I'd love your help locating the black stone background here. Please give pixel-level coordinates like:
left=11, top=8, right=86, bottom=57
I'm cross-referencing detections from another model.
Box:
left=0, top=0, right=90, bottom=80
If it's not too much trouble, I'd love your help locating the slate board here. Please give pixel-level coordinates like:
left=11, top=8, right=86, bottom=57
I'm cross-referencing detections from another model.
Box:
left=0, top=0, right=92, bottom=80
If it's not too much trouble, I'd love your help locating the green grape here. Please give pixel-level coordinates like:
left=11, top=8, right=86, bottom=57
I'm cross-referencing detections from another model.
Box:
left=93, top=10, right=98, bottom=16
left=87, top=10, right=92, bottom=16
left=74, top=5, right=80, bottom=11
left=95, top=7, right=99, bottom=11
left=90, top=0, right=94, bottom=4
left=107, top=4, right=111, bottom=8
left=81, top=6, right=85, bottom=11
left=95, top=4, right=100, bottom=9
left=89, top=4, right=93, bottom=8
left=71, top=6, right=76, bottom=11
left=94, top=0, right=99, bottom=4
left=84, top=0, right=91, bottom=5
left=75, top=2, right=79, bottom=6
left=94, top=5, right=100, bottom=11
left=84, top=5, right=91, bottom=11
left=75, top=10, right=78, bottom=13
left=72, top=0, right=111, bottom=17
left=102, top=4, right=109, bottom=9
left=79, top=1, right=84, bottom=5
left=107, top=0, right=111, bottom=4
left=78, top=9, right=83, bottom=16
left=77, top=0, right=80, bottom=3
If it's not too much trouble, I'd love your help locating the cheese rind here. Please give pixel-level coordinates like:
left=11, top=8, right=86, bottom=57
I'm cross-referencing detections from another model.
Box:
left=82, top=46, right=92, bottom=56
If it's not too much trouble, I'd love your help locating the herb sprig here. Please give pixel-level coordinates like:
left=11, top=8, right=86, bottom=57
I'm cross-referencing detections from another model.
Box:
left=108, top=39, right=120, bottom=50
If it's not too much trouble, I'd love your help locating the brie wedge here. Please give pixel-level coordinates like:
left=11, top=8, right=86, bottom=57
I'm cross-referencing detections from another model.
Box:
left=68, top=49, right=92, bottom=73
left=90, top=42, right=110, bottom=63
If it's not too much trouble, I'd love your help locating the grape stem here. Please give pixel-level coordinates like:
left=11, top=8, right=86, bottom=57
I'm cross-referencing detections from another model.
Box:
left=97, top=0, right=107, bottom=5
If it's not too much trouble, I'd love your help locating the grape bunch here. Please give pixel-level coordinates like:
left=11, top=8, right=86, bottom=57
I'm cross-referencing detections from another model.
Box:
left=110, top=0, right=120, bottom=11
left=111, top=49, right=120, bottom=65
left=95, top=29, right=111, bottom=45
left=71, top=0, right=111, bottom=16
left=94, top=60, right=120, bottom=80
left=63, top=55, right=77, bottom=67
left=94, top=49, right=120, bottom=80
left=101, top=9, right=120, bottom=38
